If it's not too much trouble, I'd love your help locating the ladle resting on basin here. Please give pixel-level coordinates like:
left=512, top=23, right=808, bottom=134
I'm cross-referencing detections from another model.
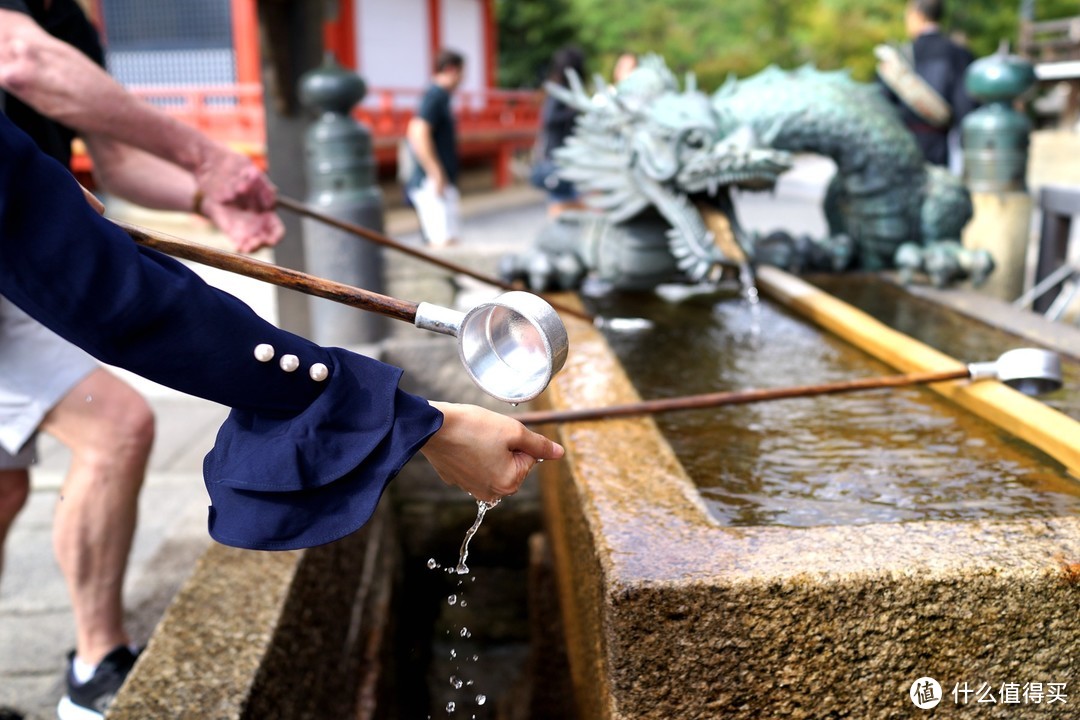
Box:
left=514, top=349, right=1062, bottom=424
left=117, top=220, right=569, bottom=404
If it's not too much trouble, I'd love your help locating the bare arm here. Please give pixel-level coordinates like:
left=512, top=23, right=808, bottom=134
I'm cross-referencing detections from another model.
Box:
left=84, top=134, right=283, bottom=252
left=0, top=10, right=276, bottom=218
left=421, top=401, right=564, bottom=503
left=406, top=116, right=446, bottom=194
left=84, top=134, right=199, bottom=211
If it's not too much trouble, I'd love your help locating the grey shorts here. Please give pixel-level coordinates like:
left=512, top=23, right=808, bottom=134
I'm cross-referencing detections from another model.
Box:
left=0, top=296, right=98, bottom=468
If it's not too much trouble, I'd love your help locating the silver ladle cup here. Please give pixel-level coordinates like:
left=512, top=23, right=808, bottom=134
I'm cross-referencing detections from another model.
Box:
left=415, top=291, right=569, bottom=404
left=967, top=348, right=1063, bottom=397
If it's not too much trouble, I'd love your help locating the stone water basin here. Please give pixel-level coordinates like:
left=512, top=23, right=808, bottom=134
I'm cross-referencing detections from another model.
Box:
left=537, top=269, right=1080, bottom=720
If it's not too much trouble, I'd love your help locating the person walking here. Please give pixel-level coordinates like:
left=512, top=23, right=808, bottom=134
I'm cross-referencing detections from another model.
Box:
left=532, top=45, right=587, bottom=218
left=878, top=0, right=977, bottom=168
left=405, top=49, right=465, bottom=247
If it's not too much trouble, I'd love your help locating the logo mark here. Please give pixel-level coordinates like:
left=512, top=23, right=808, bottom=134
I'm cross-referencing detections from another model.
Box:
left=911, top=677, right=943, bottom=709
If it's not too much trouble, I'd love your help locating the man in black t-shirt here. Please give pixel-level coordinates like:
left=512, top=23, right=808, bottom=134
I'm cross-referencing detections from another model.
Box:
left=405, top=48, right=464, bottom=246
left=0, top=3, right=284, bottom=718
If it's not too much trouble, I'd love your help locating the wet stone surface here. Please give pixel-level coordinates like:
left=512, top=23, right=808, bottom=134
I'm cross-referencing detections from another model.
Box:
left=543, top=290, right=1080, bottom=719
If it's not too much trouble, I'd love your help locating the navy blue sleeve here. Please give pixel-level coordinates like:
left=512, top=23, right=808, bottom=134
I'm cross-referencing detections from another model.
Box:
left=0, top=111, right=443, bottom=550
left=0, top=1, right=30, bottom=13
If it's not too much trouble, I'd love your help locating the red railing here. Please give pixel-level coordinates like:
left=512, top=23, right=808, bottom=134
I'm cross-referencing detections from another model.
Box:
left=72, top=84, right=543, bottom=187
left=357, top=86, right=542, bottom=185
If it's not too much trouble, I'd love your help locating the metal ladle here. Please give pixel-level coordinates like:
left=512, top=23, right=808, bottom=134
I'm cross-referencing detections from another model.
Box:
left=117, top=221, right=568, bottom=404
left=513, top=348, right=1062, bottom=425
left=966, top=347, right=1062, bottom=397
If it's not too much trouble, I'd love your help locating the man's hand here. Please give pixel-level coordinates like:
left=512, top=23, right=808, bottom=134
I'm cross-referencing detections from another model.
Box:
left=421, top=401, right=565, bottom=503
left=194, top=147, right=283, bottom=252
left=428, top=168, right=447, bottom=197
left=200, top=196, right=285, bottom=253
left=194, top=147, right=276, bottom=213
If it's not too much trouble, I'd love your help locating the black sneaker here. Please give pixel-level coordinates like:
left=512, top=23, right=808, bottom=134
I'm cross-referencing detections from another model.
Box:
left=57, top=646, right=140, bottom=720
left=0, top=707, right=25, bottom=720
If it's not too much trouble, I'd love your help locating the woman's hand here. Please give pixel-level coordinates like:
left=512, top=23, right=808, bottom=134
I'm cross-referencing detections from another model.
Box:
left=420, top=401, right=565, bottom=503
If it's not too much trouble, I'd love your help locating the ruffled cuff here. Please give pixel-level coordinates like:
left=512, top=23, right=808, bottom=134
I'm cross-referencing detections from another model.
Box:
left=203, top=346, right=443, bottom=550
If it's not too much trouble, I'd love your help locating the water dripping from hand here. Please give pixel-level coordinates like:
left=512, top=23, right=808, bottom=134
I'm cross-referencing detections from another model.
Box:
left=455, top=498, right=499, bottom=575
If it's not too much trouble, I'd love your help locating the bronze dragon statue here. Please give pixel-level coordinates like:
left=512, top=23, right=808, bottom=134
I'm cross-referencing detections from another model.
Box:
left=500, top=56, right=990, bottom=292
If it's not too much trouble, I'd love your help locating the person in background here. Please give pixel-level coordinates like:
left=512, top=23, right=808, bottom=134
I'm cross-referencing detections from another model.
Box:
left=612, top=51, right=638, bottom=84
left=0, top=2, right=282, bottom=718
left=531, top=45, right=587, bottom=218
left=880, top=0, right=977, bottom=168
left=405, top=49, right=465, bottom=247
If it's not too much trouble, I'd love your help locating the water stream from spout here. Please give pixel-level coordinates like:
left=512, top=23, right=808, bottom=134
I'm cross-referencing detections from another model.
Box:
left=738, top=262, right=761, bottom=338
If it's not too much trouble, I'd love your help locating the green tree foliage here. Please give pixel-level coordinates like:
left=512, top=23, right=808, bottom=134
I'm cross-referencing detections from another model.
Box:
left=495, top=0, right=581, bottom=88
left=951, top=0, right=1079, bottom=59
left=497, top=0, right=1080, bottom=90
left=800, top=0, right=901, bottom=79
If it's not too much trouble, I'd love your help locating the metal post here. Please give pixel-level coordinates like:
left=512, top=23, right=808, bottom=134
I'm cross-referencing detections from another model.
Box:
left=299, top=54, right=387, bottom=345
left=960, top=49, right=1037, bottom=301
left=962, top=49, right=1036, bottom=193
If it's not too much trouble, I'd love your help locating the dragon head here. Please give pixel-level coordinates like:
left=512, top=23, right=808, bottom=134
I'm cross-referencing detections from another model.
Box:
left=549, top=55, right=792, bottom=280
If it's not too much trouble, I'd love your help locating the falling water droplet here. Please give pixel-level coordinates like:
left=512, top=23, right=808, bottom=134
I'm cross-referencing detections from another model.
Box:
left=427, top=558, right=439, bottom=570
left=460, top=600, right=468, bottom=607
left=450, top=649, right=457, bottom=659
left=447, top=594, right=457, bottom=606
left=476, top=695, right=487, bottom=706
left=459, top=627, right=469, bottom=637
left=511, top=402, right=519, bottom=407
left=450, top=675, right=463, bottom=689
left=446, top=701, right=456, bottom=713
left=471, top=654, right=478, bottom=662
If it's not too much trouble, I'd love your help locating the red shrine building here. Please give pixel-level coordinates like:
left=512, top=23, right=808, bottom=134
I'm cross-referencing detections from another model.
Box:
left=76, top=0, right=538, bottom=186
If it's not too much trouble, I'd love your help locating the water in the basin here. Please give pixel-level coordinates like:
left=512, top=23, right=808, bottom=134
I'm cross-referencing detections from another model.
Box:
left=588, top=290, right=1080, bottom=527
left=814, top=275, right=1080, bottom=421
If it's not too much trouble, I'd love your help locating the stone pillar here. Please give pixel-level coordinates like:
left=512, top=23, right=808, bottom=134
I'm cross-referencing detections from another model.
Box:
left=299, top=56, right=387, bottom=345
left=256, top=0, right=323, bottom=336
left=962, top=192, right=1033, bottom=301
left=961, top=49, right=1037, bottom=301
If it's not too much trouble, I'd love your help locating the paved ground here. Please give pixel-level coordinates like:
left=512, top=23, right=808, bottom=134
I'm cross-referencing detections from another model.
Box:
left=0, top=159, right=836, bottom=720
